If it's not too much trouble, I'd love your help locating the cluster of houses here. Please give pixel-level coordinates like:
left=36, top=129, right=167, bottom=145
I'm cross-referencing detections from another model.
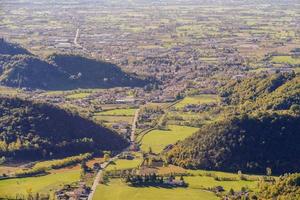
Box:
left=56, top=182, right=90, bottom=200
left=182, top=102, right=217, bottom=112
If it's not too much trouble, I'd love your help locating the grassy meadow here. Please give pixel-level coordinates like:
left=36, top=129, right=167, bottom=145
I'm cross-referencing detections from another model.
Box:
left=106, top=153, right=143, bottom=171
left=0, top=168, right=80, bottom=198
left=93, top=167, right=263, bottom=200
left=93, top=179, right=219, bottom=200
left=66, top=92, right=91, bottom=99
left=96, top=108, right=137, bottom=116
left=140, top=125, right=198, bottom=153
left=271, top=55, right=300, bottom=65
left=175, top=95, right=219, bottom=109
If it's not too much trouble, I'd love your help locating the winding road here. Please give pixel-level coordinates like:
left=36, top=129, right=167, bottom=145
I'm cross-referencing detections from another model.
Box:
left=87, top=109, right=140, bottom=200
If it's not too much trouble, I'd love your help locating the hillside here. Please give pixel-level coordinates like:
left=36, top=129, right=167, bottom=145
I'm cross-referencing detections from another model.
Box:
left=0, top=39, right=31, bottom=55
left=166, top=73, right=300, bottom=174
left=0, top=55, right=69, bottom=89
left=219, top=73, right=297, bottom=106
left=166, top=113, right=300, bottom=174
left=0, top=96, right=128, bottom=160
left=0, top=40, right=150, bottom=90
left=257, top=173, right=300, bottom=200
left=47, top=54, right=150, bottom=89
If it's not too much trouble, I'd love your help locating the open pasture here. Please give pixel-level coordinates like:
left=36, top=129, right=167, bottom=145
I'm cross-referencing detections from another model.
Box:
left=175, top=95, right=219, bottom=109
left=96, top=108, right=137, bottom=116
left=0, top=168, right=80, bottom=198
left=140, top=125, right=198, bottom=153
left=93, top=179, right=218, bottom=200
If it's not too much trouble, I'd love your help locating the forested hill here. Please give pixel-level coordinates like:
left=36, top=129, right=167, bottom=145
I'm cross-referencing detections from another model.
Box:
left=47, top=54, right=150, bottom=89
left=0, top=96, right=128, bottom=160
left=219, top=73, right=299, bottom=111
left=166, top=113, right=300, bottom=174
left=0, top=55, right=70, bottom=89
left=0, top=40, right=151, bottom=90
left=0, top=38, right=31, bottom=55
left=166, top=73, right=300, bottom=174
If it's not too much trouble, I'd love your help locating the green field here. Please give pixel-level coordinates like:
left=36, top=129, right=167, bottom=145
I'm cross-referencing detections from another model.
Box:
left=93, top=168, right=263, bottom=200
left=185, top=169, right=260, bottom=191
left=140, top=125, right=198, bottom=153
left=175, top=95, right=219, bottom=109
left=106, top=154, right=142, bottom=171
left=0, top=169, right=80, bottom=198
left=96, top=108, right=137, bottom=116
left=93, top=179, right=218, bottom=200
left=271, top=56, right=300, bottom=65
left=93, top=115, right=134, bottom=124
left=66, top=92, right=91, bottom=99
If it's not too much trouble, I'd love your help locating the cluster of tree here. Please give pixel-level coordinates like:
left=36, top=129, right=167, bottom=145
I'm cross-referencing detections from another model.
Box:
left=0, top=38, right=31, bottom=55
left=50, top=153, right=92, bottom=169
left=0, top=39, right=152, bottom=90
left=123, top=173, right=188, bottom=187
left=257, top=173, right=300, bottom=200
left=4, top=192, right=50, bottom=200
left=166, top=73, right=300, bottom=174
left=219, top=73, right=299, bottom=112
left=0, top=96, right=128, bottom=161
left=166, top=113, right=300, bottom=174
left=15, top=167, right=47, bottom=178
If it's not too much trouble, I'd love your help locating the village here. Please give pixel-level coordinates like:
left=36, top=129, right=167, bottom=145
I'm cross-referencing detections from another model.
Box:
left=1, top=0, right=299, bottom=102
left=0, top=1, right=299, bottom=200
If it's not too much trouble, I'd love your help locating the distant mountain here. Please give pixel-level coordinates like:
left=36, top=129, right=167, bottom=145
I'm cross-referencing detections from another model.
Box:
left=0, top=96, right=128, bottom=160
left=0, top=40, right=151, bottom=90
left=0, top=39, right=31, bottom=55
left=166, top=73, right=300, bottom=174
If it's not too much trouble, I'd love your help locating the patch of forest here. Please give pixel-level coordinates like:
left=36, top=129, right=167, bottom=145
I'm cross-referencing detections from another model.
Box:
left=0, top=96, right=128, bottom=161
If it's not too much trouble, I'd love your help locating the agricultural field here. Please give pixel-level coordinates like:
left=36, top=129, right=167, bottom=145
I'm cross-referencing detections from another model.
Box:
left=93, top=115, right=134, bottom=124
left=96, top=108, right=137, bottom=116
left=0, top=87, right=19, bottom=96
left=0, top=168, right=80, bottom=199
left=271, top=56, right=300, bottom=65
left=93, top=168, right=263, bottom=200
left=106, top=153, right=143, bottom=171
left=93, top=179, right=219, bottom=200
left=0, top=165, right=23, bottom=176
left=140, top=125, right=198, bottom=153
left=65, top=92, right=91, bottom=99
left=175, top=95, right=219, bottom=109
left=185, top=170, right=260, bottom=192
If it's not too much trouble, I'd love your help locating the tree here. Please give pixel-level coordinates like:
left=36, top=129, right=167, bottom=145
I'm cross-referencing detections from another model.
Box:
left=0, top=156, right=6, bottom=165
left=148, top=147, right=153, bottom=154
left=180, top=175, right=184, bottom=182
left=104, top=153, right=110, bottom=162
left=81, top=161, right=89, bottom=173
left=228, top=188, right=235, bottom=196
left=290, top=104, right=300, bottom=114
left=266, top=167, right=272, bottom=176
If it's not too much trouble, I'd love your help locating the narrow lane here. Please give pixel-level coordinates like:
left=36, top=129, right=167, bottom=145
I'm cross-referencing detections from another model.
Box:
left=87, top=108, right=139, bottom=200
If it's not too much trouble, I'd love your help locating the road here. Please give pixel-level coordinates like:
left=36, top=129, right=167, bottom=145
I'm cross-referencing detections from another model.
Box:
left=131, top=109, right=139, bottom=143
left=87, top=155, right=119, bottom=200
left=87, top=109, right=139, bottom=200
left=73, top=28, right=88, bottom=52
left=74, top=28, right=80, bottom=47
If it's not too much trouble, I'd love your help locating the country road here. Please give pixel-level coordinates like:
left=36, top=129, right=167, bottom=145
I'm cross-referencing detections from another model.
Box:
left=87, top=155, right=119, bottom=200
left=131, top=109, right=139, bottom=143
left=87, top=109, right=139, bottom=200
left=74, top=28, right=80, bottom=47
